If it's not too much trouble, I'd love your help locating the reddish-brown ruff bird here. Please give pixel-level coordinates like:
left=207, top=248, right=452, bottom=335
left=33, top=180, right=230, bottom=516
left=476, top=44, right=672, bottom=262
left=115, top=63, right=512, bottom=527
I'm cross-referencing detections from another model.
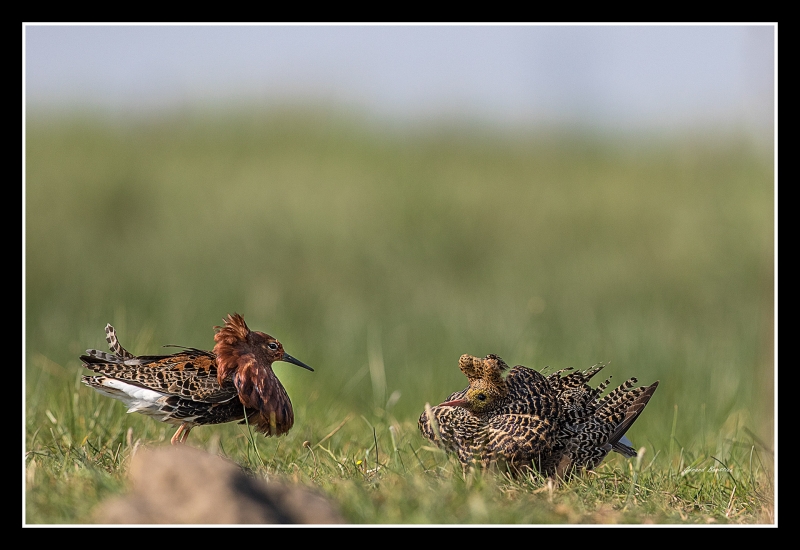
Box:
left=418, top=354, right=658, bottom=478
left=81, top=314, right=313, bottom=444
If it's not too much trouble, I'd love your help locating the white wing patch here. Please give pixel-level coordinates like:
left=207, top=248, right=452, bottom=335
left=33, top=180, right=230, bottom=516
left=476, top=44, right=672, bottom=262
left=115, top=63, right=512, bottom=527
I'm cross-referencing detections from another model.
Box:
left=94, top=378, right=171, bottom=416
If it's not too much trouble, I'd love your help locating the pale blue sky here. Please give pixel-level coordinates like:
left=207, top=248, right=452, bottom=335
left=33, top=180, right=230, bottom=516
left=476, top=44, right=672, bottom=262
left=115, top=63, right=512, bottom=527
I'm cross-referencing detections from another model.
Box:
left=24, top=24, right=775, bottom=136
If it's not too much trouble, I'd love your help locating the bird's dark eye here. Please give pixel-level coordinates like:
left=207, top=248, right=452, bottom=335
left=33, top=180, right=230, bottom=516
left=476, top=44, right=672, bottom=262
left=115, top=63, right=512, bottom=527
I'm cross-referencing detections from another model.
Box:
left=267, top=342, right=279, bottom=350
left=477, top=393, right=486, bottom=401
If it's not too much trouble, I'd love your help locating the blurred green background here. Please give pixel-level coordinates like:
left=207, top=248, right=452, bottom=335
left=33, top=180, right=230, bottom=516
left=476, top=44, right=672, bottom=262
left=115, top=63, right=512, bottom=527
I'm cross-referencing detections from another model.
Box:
left=25, top=107, right=774, bottom=456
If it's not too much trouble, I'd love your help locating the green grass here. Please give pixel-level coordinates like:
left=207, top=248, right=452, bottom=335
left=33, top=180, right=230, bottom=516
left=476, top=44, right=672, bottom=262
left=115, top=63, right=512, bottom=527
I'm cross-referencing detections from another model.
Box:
left=24, top=107, right=774, bottom=524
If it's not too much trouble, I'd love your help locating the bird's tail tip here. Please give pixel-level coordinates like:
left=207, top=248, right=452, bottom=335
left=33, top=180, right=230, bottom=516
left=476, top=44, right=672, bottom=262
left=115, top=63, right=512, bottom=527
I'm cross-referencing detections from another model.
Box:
left=103, top=323, right=135, bottom=359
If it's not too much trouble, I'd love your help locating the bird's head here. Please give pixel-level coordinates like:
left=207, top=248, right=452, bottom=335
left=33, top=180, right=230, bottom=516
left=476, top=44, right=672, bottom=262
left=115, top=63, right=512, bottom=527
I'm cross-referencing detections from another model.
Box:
left=213, top=313, right=313, bottom=380
left=247, top=330, right=314, bottom=373
left=440, top=354, right=510, bottom=414
left=439, top=378, right=505, bottom=414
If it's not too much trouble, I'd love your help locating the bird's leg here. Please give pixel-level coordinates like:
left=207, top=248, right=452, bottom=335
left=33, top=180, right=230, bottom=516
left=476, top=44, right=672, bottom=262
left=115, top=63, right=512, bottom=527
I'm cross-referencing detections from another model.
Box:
left=170, top=425, right=183, bottom=445
left=171, top=423, right=191, bottom=445
left=554, top=454, right=572, bottom=482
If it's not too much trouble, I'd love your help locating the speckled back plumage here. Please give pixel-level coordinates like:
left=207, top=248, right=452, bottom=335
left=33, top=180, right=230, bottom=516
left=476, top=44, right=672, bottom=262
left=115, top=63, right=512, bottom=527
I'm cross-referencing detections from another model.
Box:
left=418, top=354, right=658, bottom=478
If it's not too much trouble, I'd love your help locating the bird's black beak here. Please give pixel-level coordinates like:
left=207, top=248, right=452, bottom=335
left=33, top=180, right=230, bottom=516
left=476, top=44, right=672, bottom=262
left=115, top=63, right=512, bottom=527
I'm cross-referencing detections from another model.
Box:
left=282, top=352, right=314, bottom=372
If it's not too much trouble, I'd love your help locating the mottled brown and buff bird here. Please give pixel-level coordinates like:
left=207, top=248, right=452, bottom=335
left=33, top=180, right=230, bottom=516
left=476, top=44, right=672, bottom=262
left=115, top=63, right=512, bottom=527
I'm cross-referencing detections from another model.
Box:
left=81, top=313, right=313, bottom=444
left=418, top=354, right=658, bottom=478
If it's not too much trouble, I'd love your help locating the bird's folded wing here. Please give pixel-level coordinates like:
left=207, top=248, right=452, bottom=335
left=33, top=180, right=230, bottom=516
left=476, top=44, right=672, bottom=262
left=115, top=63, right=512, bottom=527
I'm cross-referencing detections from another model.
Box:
left=81, top=350, right=238, bottom=403
left=484, top=413, right=558, bottom=460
